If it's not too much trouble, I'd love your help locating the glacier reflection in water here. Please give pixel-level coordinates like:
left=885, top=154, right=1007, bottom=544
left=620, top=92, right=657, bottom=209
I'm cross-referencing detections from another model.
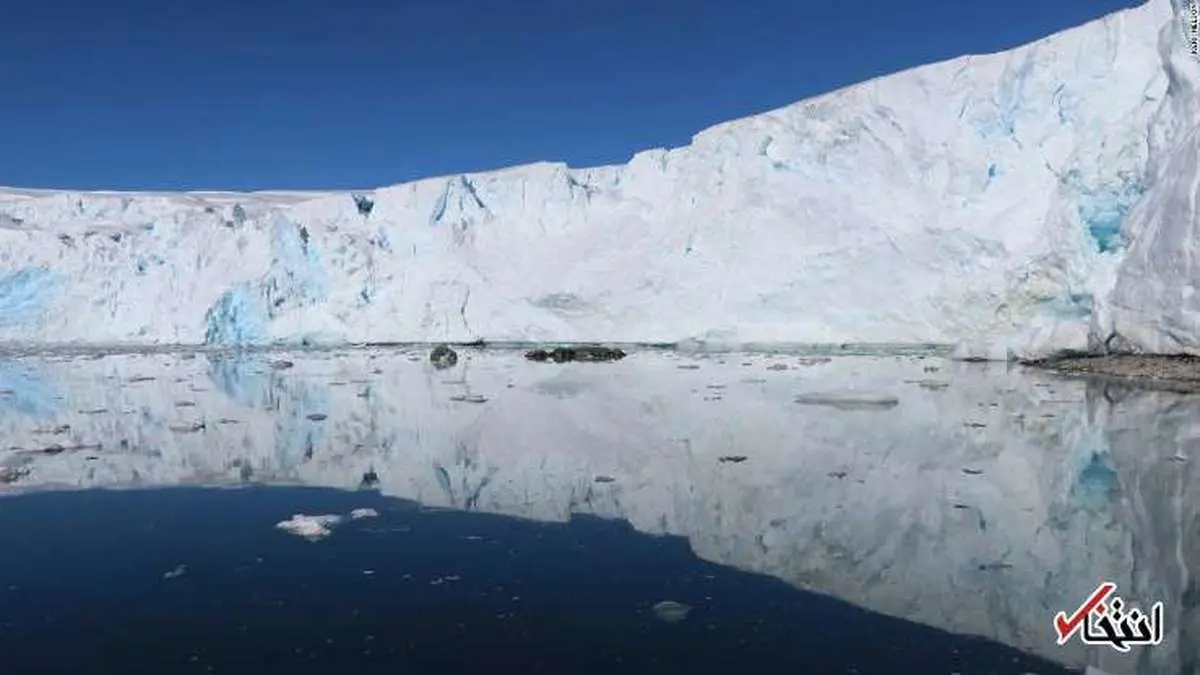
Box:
left=0, top=347, right=1194, bottom=674
left=0, top=485, right=1067, bottom=674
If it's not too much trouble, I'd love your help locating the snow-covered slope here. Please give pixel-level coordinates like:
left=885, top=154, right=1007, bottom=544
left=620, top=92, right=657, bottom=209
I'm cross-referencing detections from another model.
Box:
left=0, top=0, right=1192, bottom=354
left=0, top=350, right=1193, bottom=674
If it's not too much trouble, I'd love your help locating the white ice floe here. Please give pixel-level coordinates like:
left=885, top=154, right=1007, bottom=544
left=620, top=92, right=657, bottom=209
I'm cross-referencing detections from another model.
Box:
left=275, top=513, right=344, bottom=540
left=276, top=508, right=379, bottom=539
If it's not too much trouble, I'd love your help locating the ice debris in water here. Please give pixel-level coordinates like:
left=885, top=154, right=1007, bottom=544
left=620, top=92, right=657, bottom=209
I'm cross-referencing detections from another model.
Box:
left=651, top=600, right=693, bottom=623
left=793, top=389, right=899, bottom=410
left=276, top=508, right=380, bottom=539
left=276, top=514, right=344, bottom=540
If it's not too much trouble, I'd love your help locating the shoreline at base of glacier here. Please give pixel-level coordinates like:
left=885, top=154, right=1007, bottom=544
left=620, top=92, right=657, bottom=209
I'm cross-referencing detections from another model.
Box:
left=1025, top=353, right=1200, bottom=392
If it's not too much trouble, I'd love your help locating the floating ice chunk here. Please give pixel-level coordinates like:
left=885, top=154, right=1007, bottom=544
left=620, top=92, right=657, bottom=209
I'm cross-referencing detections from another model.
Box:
left=651, top=600, right=693, bottom=623
left=276, top=508, right=378, bottom=539
left=276, top=513, right=344, bottom=540
left=793, top=390, right=899, bottom=410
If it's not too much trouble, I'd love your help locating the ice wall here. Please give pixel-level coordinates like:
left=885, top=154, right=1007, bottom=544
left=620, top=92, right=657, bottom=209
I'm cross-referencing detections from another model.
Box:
left=1093, top=0, right=1200, bottom=354
left=0, top=350, right=1192, bottom=674
left=0, top=0, right=1182, bottom=354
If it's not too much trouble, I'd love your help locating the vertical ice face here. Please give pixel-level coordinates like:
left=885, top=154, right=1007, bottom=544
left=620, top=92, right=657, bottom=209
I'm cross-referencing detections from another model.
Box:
left=1094, top=0, right=1200, bottom=354
left=0, top=0, right=1189, bottom=355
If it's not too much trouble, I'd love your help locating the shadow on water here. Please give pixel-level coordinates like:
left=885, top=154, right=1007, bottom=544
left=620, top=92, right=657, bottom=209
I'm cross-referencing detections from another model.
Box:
left=0, top=486, right=1069, bottom=675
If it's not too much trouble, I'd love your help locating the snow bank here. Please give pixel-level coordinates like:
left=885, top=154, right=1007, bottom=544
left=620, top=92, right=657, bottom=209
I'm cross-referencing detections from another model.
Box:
left=0, top=0, right=1188, bottom=357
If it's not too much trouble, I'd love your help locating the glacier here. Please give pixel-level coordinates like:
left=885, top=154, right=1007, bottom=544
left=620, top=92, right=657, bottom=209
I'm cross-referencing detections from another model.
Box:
left=0, top=0, right=1197, bottom=356
left=0, top=348, right=1193, bottom=674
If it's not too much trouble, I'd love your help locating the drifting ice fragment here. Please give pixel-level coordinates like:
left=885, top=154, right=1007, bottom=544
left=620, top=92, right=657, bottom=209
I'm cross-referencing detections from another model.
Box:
left=276, top=508, right=379, bottom=540
left=651, top=600, right=693, bottom=623
left=793, top=390, right=899, bottom=410
left=275, top=513, right=344, bottom=540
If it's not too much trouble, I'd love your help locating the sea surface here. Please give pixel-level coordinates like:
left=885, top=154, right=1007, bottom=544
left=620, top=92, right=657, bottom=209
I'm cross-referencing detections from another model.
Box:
left=0, top=347, right=1193, bottom=675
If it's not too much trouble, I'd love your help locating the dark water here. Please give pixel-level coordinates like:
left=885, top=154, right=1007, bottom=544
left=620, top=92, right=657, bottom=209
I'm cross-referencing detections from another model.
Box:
left=0, top=487, right=1071, bottom=675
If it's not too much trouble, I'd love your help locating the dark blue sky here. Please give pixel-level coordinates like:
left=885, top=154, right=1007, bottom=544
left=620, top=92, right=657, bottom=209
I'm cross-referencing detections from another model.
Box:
left=1, top=0, right=1137, bottom=191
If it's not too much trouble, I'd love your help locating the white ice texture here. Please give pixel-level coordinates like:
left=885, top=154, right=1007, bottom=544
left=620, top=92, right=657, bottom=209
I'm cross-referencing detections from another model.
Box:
left=1, top=0, right=1198, bottom=357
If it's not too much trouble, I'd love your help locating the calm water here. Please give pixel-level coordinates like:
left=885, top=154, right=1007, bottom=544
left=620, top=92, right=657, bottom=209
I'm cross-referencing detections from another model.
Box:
left=0, top=347, right=1194, bottom=674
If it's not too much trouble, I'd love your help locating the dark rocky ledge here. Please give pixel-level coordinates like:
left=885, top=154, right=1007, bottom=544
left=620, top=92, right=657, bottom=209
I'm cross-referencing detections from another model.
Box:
left=524, top=345, right=627, bottom=363
left=1023, top=353, right=1200, bottom=393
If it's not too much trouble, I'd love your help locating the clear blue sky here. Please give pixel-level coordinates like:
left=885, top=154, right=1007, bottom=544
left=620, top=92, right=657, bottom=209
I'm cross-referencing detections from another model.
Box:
left=1, top=0, right=1137, bottom=191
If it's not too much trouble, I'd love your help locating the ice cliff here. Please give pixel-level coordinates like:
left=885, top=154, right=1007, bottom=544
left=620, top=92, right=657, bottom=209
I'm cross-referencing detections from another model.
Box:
left=0, top=0, right=1195, bottom=356
left=1096, top=0, right=1200, bottom=354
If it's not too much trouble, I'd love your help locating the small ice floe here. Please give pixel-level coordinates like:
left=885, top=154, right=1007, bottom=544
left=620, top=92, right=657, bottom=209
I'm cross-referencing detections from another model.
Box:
left=651, top=600, right=693, bottom=623
left=793, top=389, right=899, bottom=410
left=163, top=564, right=187, bottom=580
left=276, top=508, right=380, bottom=540
left=276, top=514, right=344, bottom=541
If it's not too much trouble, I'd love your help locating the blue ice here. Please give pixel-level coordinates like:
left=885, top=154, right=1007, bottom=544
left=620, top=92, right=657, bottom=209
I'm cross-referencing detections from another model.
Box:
left=203, top=217, right=330, bottom=345
left=274, top=379, right=331, bottom=470
left=0, top=361, right=59, bottom=417
left=206, top=354, right=274, bottom=407
left=263, top=218, right=328, bottom=319
left=1079, top=192, right=1140, bottom=252
left=205, top=352, right=331, bottom=469
left=204, top=285, right=267, bottom=346
left=0, top=268, right=57, bottom=327
left=1072, top=451, right=1119, bottom=512
left=1039, top=292, right=1093, bottom=320
left=1066, top=171, right=1145, bottom=252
